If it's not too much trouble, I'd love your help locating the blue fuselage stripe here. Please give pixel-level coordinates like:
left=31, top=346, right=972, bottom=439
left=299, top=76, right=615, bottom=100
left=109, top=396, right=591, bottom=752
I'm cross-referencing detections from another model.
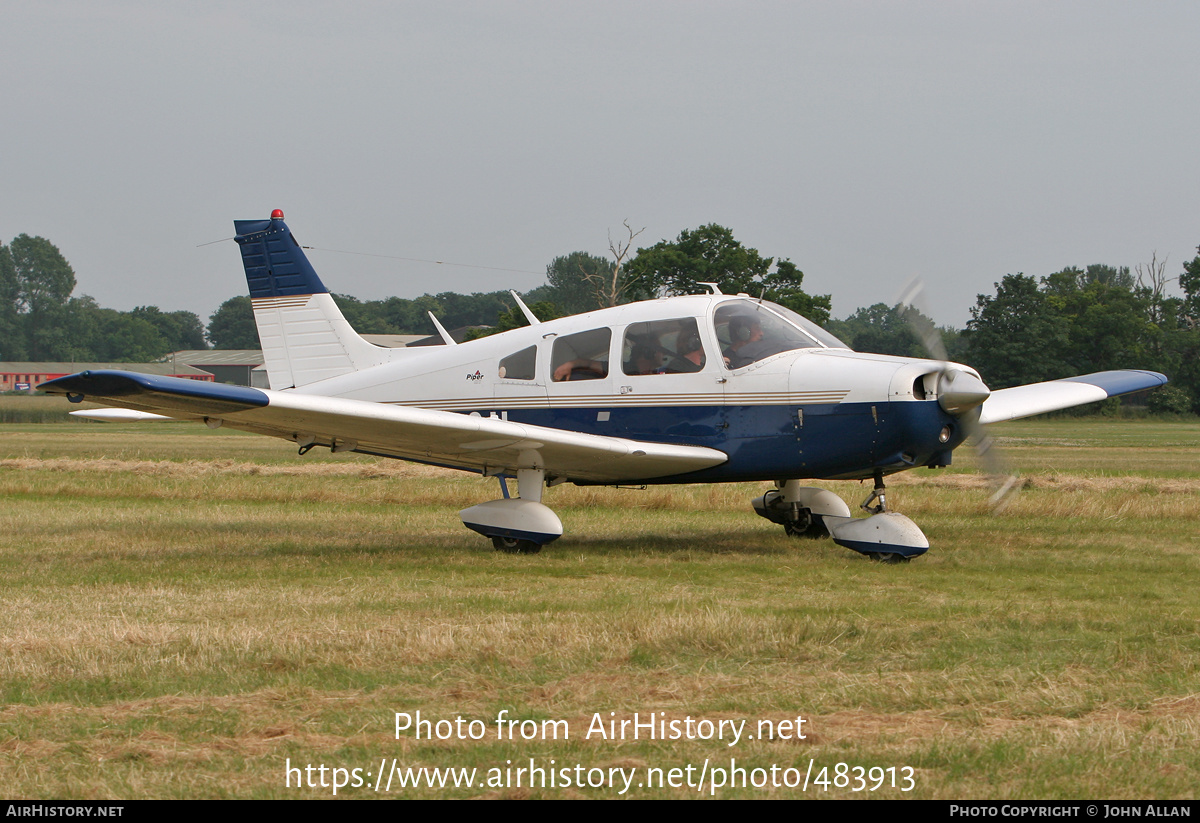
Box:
left=489, top=400, right=962, bottom=483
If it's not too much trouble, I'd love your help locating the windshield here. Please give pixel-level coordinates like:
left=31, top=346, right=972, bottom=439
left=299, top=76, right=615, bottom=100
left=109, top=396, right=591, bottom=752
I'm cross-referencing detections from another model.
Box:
left=764, top=302, right=850, bottom=349
left=713, top=299, right=849, bottom=369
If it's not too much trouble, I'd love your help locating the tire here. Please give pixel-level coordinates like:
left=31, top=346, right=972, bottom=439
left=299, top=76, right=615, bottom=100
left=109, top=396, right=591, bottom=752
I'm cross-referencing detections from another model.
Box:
left=784, top=514, right=829, bottom=539
left=492, top=536, right=542, bottom=554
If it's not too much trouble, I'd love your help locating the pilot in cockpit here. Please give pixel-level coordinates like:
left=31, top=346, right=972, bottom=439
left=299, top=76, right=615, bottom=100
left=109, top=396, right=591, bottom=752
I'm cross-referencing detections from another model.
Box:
left=724, top=315, right=766, bottom=368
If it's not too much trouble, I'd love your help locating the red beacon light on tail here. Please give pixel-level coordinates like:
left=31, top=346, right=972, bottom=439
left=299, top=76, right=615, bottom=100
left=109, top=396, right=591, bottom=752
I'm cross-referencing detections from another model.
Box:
left=270, top=209, right=284, bottom=220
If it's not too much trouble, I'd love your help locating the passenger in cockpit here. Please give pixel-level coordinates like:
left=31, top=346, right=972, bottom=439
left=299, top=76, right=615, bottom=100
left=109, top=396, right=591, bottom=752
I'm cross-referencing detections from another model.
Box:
left=626, top=344, right=662, bottom=375
left=666, top=329, right=706, bottom=373
left=553, top=358, right=608, bottom=381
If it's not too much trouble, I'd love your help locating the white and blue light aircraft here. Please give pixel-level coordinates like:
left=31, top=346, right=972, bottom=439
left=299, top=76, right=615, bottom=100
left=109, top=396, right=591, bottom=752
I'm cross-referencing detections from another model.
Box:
left=40, top=211, right=1168, bottom=561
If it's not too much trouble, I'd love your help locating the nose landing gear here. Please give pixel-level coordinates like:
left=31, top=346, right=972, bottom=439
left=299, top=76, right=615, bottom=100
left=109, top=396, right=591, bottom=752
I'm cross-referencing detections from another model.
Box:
left=752, top=472, right=930, bottom=562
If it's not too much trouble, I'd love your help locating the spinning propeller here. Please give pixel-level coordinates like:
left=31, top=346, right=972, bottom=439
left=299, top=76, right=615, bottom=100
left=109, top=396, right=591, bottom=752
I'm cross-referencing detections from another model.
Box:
left=897, top=280, right=1021, bottom=512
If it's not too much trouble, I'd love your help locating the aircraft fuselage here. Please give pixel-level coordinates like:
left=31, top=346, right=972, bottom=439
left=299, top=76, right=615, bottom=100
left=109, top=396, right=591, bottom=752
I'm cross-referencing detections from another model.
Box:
left=282, top=295, right=968, bottom=484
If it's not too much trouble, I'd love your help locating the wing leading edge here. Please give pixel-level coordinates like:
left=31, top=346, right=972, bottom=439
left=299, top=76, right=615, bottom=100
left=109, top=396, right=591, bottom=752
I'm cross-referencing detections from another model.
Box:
left=978, top=369, right=1168, bottom=425
left=39, top=370, right=727, bottom=483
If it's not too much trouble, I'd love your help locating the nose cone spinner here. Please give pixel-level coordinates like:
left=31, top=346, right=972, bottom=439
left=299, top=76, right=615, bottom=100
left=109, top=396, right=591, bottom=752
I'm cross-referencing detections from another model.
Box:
left=938, top=369, right=991, bottom=416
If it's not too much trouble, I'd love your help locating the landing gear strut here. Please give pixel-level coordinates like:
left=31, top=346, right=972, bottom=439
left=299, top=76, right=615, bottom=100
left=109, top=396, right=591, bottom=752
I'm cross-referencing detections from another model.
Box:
left=860, top=470, right=888, bottom=515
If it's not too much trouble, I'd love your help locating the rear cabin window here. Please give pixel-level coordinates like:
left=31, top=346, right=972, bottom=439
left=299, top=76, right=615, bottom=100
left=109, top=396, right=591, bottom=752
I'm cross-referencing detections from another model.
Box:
left=498, top=346, right=537, bottom=381
left=551, top=328, right=611, bottom=382
left=621, top=318, right=707, bottom=375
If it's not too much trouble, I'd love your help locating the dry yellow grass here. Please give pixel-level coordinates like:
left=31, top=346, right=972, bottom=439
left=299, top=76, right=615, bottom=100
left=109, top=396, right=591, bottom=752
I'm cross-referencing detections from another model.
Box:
left=0, top=456, right=460, bottom=478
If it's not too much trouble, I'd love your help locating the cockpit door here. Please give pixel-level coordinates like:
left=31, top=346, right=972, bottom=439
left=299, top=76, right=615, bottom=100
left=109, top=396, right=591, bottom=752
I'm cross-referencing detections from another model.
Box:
left=545, top=327, right=615, bottom=416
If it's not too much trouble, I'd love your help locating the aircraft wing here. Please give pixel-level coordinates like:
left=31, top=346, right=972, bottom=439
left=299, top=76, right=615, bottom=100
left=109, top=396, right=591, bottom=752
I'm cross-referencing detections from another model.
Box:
left=39, top=370, right=727, bottom=483
left=978, top=370, right=1168, bottom=425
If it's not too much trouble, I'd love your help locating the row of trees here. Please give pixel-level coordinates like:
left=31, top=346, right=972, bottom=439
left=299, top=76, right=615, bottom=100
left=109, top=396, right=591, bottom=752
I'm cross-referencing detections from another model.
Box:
left=820, top=258, right=1200, bottom=414
left=0, top=235, right=205, bottom=361
left=0, top=224, right=842, bottom=356
left=205, top=291, right=521, bottom=349
left=963, top=261, right=1199, bottom=413
left=206, top=223, right=832, bottom=347
left=4, top=226, right=1198, bottom=413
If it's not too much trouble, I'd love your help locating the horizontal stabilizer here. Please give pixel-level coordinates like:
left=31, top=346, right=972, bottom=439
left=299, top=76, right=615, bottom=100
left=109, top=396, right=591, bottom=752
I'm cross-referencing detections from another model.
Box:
left=978, top=370, right=1168, bottom=425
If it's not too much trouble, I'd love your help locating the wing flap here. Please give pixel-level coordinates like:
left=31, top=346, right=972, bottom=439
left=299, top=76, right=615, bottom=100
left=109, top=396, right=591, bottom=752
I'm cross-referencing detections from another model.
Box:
left=978, top=370, right=1168, bottom=425
left=40, top=370, right=727, bottom=483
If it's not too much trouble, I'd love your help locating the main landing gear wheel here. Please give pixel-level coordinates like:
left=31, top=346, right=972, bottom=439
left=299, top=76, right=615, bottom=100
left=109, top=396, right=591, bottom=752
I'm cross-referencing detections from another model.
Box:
left=492, top=536, right=542, bottom=554
left=752, top=484, right=850, bottom=539
left=461, top=472, right=563, bottom=555
left=783, top=515, right=829, bottom=539
left=866, top=551, right=910, bottom=564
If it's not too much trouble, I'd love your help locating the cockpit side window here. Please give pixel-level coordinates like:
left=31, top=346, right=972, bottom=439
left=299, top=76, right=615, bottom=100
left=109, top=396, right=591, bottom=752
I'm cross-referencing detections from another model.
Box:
left=621, top=318, right=707, bottom=375
left=551, top=328, right=611, bottom=382
left=714, top=301, right=823, bottom=369
left=498, top=346, right=537, bottom=381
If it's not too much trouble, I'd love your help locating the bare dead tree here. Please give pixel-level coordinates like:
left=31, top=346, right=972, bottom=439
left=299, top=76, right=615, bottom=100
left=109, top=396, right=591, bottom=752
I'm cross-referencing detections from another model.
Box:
left=1136, top=251, right=1175, bottom=327
left=584, top=220, right=645, bottom=308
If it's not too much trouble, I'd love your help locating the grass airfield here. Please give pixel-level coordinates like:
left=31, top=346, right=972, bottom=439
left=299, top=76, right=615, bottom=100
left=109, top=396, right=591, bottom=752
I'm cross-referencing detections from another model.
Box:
left=0, top=403, right=1197, bottom=799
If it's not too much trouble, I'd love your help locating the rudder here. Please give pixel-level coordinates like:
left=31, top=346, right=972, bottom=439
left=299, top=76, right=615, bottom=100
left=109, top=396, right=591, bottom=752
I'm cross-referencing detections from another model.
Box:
left=234, top=210, right=386, bottom=389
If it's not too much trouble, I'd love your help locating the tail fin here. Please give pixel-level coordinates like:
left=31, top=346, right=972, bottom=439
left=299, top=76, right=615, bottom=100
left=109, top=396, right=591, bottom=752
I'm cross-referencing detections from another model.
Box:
left=234, top=210, right=386, bottom=389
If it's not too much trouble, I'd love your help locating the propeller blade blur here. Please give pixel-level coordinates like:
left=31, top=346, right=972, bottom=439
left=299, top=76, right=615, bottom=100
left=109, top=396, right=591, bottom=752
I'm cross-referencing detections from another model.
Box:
left=899, top=278, right=1019, bottom=512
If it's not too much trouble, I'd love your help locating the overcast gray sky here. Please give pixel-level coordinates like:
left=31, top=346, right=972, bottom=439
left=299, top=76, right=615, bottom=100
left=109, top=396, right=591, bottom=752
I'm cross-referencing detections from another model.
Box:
left=2, top=1, right=1198, bottom=328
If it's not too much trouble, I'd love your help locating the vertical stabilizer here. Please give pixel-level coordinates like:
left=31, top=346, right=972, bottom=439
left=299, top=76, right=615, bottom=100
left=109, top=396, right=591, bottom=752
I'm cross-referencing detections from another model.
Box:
left=234, top=210, right=387, bottom=389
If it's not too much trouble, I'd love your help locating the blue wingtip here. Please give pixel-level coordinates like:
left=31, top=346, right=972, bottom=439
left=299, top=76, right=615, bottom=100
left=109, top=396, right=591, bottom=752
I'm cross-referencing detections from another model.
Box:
left=40, top=370, right=269, bottom=413
left=234, top=212, right=329, bottom=298
left=1060, top=370, right=1169, bottom=397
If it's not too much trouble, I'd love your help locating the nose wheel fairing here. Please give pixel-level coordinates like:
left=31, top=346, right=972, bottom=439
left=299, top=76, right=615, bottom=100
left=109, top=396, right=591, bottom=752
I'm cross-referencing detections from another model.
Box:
left=824, top=513, right=929, bottom=560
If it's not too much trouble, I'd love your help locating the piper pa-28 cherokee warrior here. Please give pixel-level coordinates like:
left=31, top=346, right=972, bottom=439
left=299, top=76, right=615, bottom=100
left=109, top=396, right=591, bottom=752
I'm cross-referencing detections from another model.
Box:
left=40, top=211, right=1168, bottom=562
